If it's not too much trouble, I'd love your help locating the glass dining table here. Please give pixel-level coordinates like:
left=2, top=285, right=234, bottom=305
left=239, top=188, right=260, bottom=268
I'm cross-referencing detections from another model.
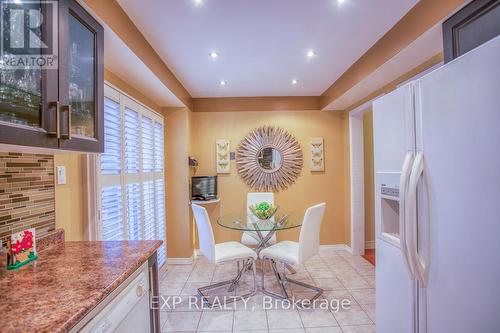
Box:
left=217, top=211, right=303, bottom=277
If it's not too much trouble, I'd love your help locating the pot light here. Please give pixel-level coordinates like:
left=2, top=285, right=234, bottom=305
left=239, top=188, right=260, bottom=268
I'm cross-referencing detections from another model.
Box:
left=219, top=80, right=227, bottom=86
left=337, top=0, right=345, bottom=4
left=194, top=0, right=203, bottom=4
left=306, top=50, right=316, bottom=58
left=209, top=51, right=219, bottom=59
left=292, top=79, right=299, bottom=85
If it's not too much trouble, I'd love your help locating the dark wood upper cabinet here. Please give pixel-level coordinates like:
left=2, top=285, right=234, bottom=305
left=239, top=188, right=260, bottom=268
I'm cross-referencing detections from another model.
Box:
left=443, top=0, right=500, bottom=63
left=0, top=0, right=104, bottom=153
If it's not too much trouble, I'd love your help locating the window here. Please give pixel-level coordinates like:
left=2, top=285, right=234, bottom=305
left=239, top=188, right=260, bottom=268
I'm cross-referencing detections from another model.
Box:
left=97, top=85, right=166, bottom=265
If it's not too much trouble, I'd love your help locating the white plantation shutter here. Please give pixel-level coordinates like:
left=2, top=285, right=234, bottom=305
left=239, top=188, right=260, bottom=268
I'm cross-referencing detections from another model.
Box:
left=124, top=108, right=139, bottom=173
left=155, top=179, right=166, bottom=265
left=143, top=180, right=155, bottom=240
left=154, top=122, right=164, bottom=172
left=97, top=85, right=167, bottom=266
left=142, top=116, right=154, bottom=172
left=126, top=183, right=141, bottom=240
left=101, top=186, right=123, bottom=240
left=101, top=98, right=121, bottom=175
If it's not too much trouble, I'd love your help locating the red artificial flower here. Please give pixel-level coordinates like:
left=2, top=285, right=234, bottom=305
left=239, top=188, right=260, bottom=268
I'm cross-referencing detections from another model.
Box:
left=12, top=241, right=22, bottom=254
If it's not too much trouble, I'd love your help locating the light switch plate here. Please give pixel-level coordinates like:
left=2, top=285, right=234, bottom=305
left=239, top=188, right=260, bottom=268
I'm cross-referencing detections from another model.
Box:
left=57, top=166, right=67, bottom=185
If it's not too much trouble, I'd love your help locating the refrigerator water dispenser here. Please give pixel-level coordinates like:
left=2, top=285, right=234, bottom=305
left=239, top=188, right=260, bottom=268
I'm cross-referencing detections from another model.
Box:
left=377, top=172, right=402, bottom=247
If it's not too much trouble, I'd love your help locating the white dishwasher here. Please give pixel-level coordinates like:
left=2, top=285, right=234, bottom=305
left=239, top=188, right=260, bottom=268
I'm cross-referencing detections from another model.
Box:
left=80, top=263, right=151, bottom=333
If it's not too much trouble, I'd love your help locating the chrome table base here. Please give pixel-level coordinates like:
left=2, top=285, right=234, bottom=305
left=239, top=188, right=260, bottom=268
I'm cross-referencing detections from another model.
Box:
left=261, top=258, right=324, bottom=304
left=198, top=258, right=257, bottom=308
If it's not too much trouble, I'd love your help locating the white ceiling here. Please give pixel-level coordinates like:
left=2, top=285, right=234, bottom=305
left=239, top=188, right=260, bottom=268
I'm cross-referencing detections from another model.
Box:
left=103, top=27, right=184, bottom=107
left=325, top=23, right=444, bottom=110
left=117, top=0, right=419, bottom=98
left=77, top=0, right=184, bottom=107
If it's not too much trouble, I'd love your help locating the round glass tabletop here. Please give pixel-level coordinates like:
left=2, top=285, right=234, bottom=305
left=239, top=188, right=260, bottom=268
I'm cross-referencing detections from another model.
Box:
left=217, top=212, right=303, bottom=232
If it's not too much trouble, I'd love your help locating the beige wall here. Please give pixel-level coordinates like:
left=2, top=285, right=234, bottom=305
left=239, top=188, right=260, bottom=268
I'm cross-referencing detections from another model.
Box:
left=190, top=110, right=349, bottom=246
left=54, top=153, right=85, bottom=241
left=163, top=107, right=194, bottom=258
left=363, top=111, right=375, bottom=245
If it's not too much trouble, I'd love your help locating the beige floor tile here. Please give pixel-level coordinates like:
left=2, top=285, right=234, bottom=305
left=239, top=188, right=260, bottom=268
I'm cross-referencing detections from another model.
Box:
left=361, top=304, right=376, bottom=323
left=332, top=267, right=361, bottom=278
left=322, top=290, right=357, bottom=309
left=181, top=282, right=211, bottom=296
left=166, top=271, right=192, bottom=283
left=306, top=268, right=336, bottom=279
left=333, top=305, right=373, bottom=326
left=337, top=276, right=370, bottom=289
left=314, top=278, right=345, bottom=291
left=266, top=309, right=303, bottom=329
left=305, top=327, right=342, bottom=333
left=164, top=297, right=204, bottom=312
left=354, top=266, right=375, bottom=277
left=161, top=311, right=202, bottom=331
left=341, top=324, right=376, bottom=333
left=161, top=250, right=377, bottom=332
left=160, top=282, right=185, bottom=296
left=188, top=269, right=215, bottom=283
left=195, top=256, right=211, bottom=264
left=298, top=308, right=338, bottom=328
left=233, top=293, right=260, bottom=309
left=287, top=270, right=312, bottom=280
left=197, top=311, right=234, bottom=331
left=233, top=310, right=268, bottom=331
left=349, top=288, right=375, bottom=305
left=363, top=275, right=376, bottom=288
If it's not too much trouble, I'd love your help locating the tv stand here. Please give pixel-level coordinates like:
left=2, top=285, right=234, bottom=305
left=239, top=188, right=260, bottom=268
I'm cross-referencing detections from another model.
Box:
left=191, top=198, right=221, bottom=205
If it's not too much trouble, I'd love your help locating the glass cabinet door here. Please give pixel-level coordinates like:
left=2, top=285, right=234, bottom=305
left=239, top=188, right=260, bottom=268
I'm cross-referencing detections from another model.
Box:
left=0, top=65, right=42, bottom=128
left=59, top=0, right=103, bottom=152
left=67, top=13, right=95, bottom=139
left=0, top=1, right=58, bottom=148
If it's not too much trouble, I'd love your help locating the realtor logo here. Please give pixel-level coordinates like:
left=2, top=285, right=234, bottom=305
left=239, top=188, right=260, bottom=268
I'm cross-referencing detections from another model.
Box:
left=1, top=0, right=58, bottom=69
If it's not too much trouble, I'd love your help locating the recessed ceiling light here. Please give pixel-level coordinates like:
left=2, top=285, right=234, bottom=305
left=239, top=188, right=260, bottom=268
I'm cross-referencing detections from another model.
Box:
left=209, top=51, right=219, bottom=59
left=292, top=79, right=299, bottom=85
left=219, top=80, right=227, bottom=86
left=194, top=0, right=203, bottom=4
left=306, top=50, right=316, bottom=58
left=337, top=0, right=345, bottom=4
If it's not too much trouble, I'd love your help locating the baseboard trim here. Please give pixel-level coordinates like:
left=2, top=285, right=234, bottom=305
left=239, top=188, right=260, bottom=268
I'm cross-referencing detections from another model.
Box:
left=167, top=256, right=194, bottom=265
left=319, top=244, right=348, bottom=251
left=365, top=240, right=375, bottom=250
left=344, top=245, right=354, bottom=254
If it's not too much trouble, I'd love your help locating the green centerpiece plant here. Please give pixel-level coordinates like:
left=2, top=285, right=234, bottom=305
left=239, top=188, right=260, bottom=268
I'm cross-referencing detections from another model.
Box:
left=249, top=201, right=278, bottom=220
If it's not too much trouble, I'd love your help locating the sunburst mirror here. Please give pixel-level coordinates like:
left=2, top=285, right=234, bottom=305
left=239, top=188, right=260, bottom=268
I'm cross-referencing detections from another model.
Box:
left=236, top=126, right=303, bottom=191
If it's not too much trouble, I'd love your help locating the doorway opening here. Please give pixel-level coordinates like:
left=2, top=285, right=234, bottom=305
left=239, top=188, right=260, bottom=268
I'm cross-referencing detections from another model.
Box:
left=349, top=101, right=376, bottom=265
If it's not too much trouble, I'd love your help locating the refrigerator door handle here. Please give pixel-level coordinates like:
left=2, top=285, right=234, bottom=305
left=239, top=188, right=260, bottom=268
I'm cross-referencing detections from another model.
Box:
left=399, top=151, right=416, bottom=279
left=407, top=151, right=429, bottom=287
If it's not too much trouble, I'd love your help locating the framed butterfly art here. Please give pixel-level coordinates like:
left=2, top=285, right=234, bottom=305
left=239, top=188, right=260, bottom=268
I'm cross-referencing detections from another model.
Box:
left=310, top=137, right=325, bottom=171
left=216, top=139, right=231, bottom=173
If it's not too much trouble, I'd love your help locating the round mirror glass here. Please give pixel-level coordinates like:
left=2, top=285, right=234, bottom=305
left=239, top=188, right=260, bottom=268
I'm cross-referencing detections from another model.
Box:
left=257, top=147, right=283, bottom=172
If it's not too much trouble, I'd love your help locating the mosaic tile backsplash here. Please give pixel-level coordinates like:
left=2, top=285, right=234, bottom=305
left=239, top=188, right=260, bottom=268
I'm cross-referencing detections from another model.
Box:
left=0, top=152, right=55, bottom=246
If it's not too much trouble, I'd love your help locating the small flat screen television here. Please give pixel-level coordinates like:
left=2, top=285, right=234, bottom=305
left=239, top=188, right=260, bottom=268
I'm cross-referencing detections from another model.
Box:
left=191, top=176, right=217, bottom=201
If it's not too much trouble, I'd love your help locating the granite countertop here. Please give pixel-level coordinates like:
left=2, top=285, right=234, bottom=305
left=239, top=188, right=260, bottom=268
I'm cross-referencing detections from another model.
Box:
left=0, top=240, right=162, bottom=333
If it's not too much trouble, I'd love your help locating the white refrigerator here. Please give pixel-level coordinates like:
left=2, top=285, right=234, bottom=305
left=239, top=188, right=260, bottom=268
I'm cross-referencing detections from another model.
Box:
left=373, top=35, right=500, bottom=333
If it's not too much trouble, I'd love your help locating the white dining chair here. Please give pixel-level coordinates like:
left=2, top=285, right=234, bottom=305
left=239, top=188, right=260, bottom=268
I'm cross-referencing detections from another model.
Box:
left=259, top=202, right=326, bottom=302
left=191, top=204, right=257, bottom=307
left=241, top=192, right=277, bottom=247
